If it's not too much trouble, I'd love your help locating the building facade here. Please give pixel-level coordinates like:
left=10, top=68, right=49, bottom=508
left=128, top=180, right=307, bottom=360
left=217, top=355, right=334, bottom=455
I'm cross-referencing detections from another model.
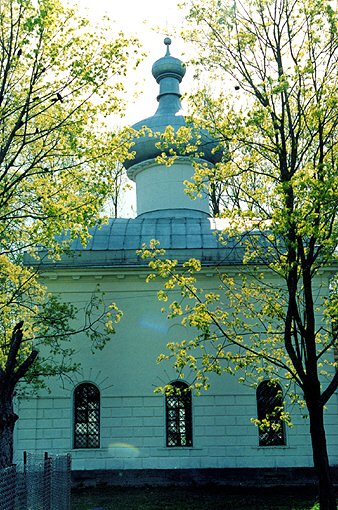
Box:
left=15, top=39, right=338, bottom=486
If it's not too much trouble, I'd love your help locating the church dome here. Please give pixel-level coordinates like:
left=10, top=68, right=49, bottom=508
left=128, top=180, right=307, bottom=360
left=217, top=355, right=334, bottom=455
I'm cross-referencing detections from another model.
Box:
left=125, top=38, right=222, bottom=174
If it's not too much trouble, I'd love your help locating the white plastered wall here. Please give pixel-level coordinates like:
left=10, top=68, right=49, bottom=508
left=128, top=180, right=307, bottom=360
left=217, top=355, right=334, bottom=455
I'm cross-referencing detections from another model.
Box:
left=14, top=268, right=338, bottom=471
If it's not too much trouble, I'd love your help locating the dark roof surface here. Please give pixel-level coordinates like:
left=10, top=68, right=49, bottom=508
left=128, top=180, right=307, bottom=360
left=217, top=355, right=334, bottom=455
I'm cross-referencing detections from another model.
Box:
left=35, top=213, right=248, bottom=270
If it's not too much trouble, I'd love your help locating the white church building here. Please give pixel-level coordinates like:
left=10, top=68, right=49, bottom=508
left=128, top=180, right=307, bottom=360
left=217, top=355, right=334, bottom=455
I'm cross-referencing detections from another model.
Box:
left=15, top=39, right=338, bottom=486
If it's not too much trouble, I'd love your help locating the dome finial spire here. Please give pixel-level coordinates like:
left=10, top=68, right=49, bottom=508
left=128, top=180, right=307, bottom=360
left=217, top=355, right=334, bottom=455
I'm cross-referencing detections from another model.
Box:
left=164, top=36, right=171, bottom=56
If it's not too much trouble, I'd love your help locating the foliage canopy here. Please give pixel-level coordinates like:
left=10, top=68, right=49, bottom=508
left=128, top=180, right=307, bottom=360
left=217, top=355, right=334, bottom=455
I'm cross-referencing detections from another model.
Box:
left=0, top=0, right=137, bottom=389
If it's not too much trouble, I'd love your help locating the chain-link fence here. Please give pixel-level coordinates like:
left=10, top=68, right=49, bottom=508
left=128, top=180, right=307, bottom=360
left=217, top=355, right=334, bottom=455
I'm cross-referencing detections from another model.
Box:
left=0, top=452, right=71, bottom=510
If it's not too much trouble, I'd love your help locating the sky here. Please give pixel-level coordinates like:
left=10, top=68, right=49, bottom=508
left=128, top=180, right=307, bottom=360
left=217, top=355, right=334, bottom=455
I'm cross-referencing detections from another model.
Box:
left=71, top=0, right=188, bottom=124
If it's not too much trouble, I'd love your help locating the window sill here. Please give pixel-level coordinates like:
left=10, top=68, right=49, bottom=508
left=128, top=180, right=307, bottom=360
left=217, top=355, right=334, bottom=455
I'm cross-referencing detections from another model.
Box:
left=252, top=445, right=296, bottom=450
left=157, top=447, right=203, bottom=451
left=72, top=448, right=102, bottom=452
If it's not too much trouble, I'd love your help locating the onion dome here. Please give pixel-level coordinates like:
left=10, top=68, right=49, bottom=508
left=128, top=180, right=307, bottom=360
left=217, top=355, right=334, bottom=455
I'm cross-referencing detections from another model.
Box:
left=152, top=36, right=186, bottom=87
left=125, top=38, right=222, bottom=174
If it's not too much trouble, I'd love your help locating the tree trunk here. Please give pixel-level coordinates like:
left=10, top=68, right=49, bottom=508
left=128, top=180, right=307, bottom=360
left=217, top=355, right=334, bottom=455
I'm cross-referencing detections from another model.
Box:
left=0, top=322, right=37, bottom=469
left=0, top=394, right=18, bottom=469
left=308, top=400, right=337, bottom=510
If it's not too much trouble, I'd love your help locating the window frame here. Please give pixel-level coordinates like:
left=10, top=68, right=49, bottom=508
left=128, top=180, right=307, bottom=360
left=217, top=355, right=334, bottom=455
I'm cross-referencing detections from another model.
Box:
left=73, top=382, right=100, bottom=449
left=256, top=380, right=286, bottom=447
left=165, top=380, right=193, bottom=448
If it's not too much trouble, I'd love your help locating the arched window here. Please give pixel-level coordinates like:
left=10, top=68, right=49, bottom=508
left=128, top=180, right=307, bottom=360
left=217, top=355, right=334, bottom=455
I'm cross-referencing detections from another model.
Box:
left=166, top=381, right=192, bottom=447
left=256, top=381, right=286, bottom=446
left=74, top=383, right=100, bottom=449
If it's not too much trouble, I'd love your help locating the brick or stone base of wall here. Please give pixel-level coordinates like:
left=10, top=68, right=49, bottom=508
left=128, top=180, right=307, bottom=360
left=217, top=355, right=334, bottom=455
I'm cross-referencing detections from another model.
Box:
left=72, top=466, right=338, bottom=488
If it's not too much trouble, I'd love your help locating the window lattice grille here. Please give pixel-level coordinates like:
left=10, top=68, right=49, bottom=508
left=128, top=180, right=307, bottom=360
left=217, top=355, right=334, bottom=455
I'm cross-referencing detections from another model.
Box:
left=74, top=383, right=100, bottom=449
left=256, top=381, right=285, bottom=446
left=166, top=381, right=192, bottom=447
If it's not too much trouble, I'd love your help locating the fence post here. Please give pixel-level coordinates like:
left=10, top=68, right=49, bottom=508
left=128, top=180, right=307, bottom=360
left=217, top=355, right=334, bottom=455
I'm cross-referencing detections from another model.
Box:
left=66, top=453, right=72, bottom=510
left=20, top=451, right=28, bottom=510
left=43, top=452, right=52, bottom=510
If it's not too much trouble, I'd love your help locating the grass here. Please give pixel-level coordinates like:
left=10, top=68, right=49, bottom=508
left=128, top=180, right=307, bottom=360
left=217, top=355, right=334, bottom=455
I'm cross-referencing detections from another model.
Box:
left=71, top=486, right=323, bottom=510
